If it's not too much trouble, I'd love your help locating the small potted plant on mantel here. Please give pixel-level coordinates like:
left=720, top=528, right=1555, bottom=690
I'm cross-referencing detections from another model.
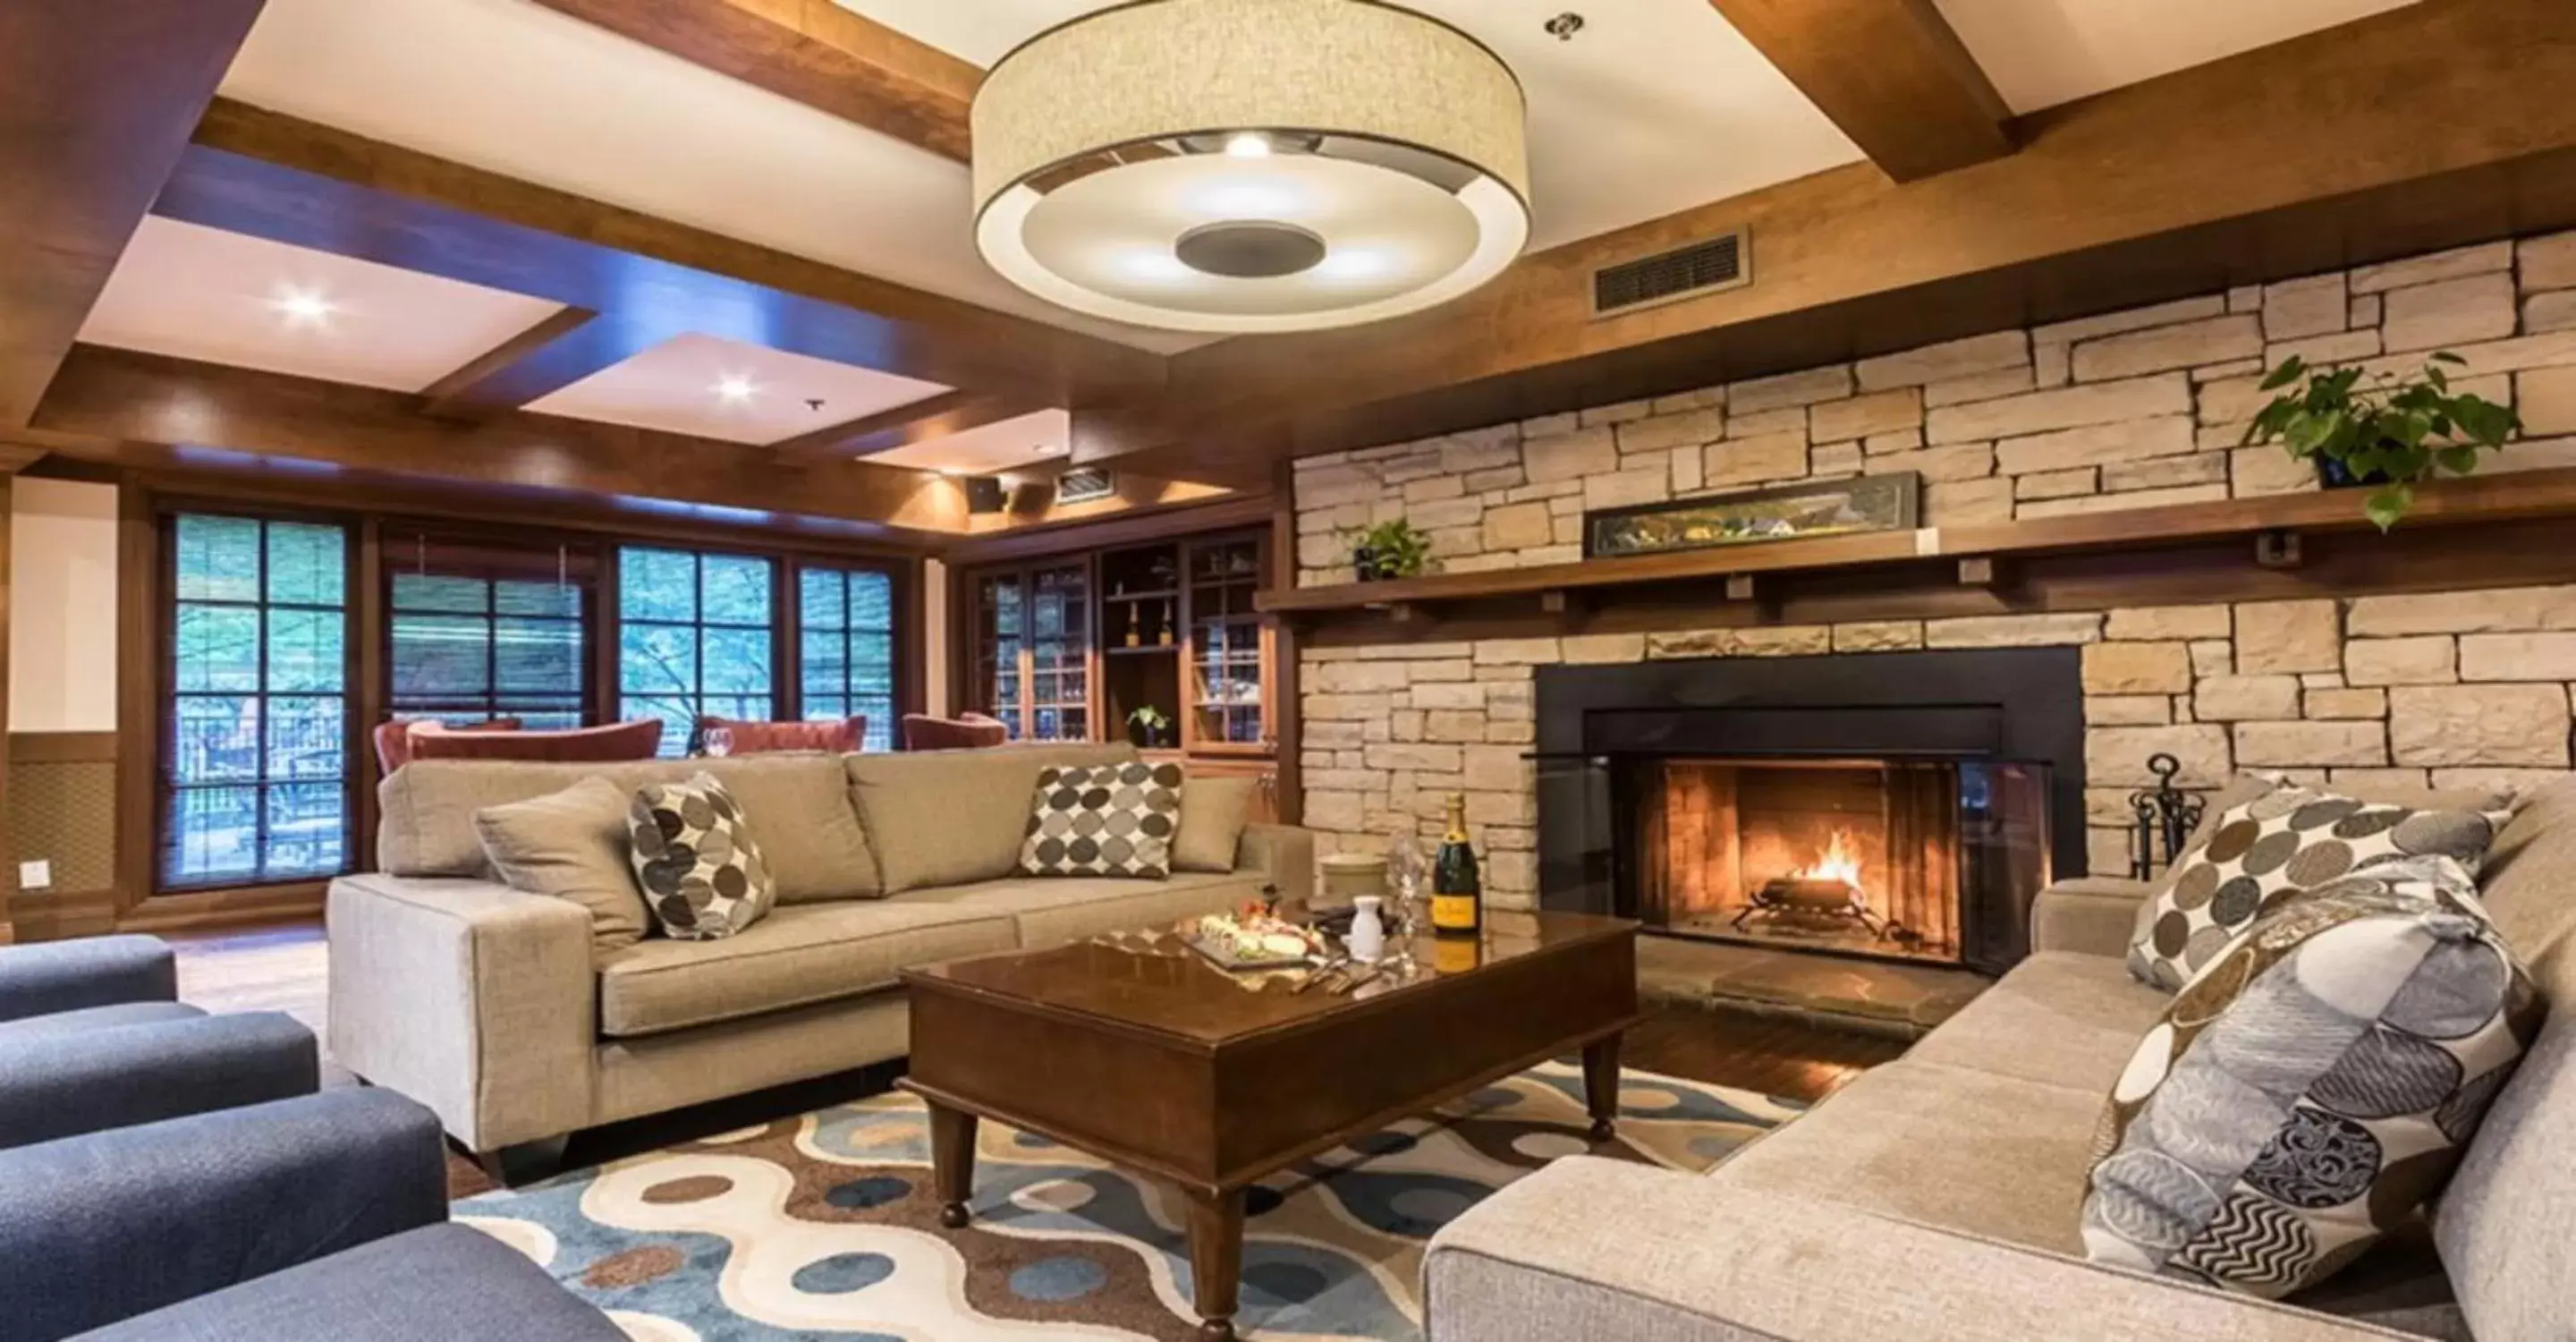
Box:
left=2241, top=352, right=2520, bottom=530
left=1347, top=517, right=1433, bottom=582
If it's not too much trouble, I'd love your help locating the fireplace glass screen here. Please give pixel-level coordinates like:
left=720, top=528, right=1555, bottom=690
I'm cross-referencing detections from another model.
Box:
left=1630, top=757, right=2051, bottom=966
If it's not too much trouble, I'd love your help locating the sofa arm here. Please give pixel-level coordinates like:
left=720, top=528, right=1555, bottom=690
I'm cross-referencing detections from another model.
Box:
left=1237, top=822, right=1316, bottom=904
left=1427, top=1158, right=2413, bottom=1342
left=326, top=874, right=595, bottom=1152
left=2030, top=875, right=2156, bottom=958
left=0, top=1010, right=317, bottom=1151
left=0, top=936, right=175, bottom=1023
left=0, top=1089, right=448, bottom=1342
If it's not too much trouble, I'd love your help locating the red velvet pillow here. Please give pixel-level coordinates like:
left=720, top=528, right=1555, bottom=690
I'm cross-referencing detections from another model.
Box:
left=698, top=715, right=867, bottom=755
left=407, top=718, right=665, bottom=763
left=372, top=717, right=521, bottom=774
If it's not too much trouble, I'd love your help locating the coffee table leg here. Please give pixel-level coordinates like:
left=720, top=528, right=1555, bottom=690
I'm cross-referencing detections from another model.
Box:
left=1184, top=1186, right=1247, bottom=1341
left=1582, top=1032, right=1623, bottom=1142
left=928, top=1102, right=979, bottom=1228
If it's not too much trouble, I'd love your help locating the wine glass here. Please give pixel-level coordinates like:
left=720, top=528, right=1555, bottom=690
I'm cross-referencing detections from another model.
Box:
left=1385, top=833, right=1426, bottom=976
left=703, top=726, right=734, bottom=759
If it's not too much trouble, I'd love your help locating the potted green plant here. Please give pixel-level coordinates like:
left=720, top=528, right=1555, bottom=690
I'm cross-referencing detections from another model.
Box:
left=2241, top=352, right=2520, bottom=530
left=1126, top=704, right=1173, bottom=749
left=1348, top=518, right=1433, bottom=581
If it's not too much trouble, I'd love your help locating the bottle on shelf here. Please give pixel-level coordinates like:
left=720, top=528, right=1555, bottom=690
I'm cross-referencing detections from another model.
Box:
left=1430, top=794, right=1482, bottom=939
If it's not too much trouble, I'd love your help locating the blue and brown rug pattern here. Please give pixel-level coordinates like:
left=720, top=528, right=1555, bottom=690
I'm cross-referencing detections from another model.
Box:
left=459, top=1061, right=1801, bottom=1340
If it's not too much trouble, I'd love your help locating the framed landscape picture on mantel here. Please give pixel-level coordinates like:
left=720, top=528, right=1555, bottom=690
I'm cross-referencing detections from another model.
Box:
left=1581, top=472, right=1921, bottom=559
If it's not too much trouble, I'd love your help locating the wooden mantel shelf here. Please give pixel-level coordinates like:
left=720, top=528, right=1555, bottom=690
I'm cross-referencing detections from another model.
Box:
left=1258, top=469, right=2576, bottom=623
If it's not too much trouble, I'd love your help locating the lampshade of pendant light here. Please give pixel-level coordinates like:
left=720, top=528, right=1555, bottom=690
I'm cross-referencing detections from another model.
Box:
left=971, top=0, right=1531, bottom=335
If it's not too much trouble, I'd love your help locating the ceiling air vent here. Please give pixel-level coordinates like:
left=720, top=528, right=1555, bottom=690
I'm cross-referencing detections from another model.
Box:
left=1055, top=466, right=1116, bottom=505
left=1590, top=228, right=1750, bottom=318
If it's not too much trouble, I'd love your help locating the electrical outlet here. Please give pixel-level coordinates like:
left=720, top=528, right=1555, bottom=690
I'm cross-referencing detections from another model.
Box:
left=18, top=859, right=50, bottom=891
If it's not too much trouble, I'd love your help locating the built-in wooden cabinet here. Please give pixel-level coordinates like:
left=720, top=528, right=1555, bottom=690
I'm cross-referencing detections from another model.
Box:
left=959, top=526, right=1281, bottom=820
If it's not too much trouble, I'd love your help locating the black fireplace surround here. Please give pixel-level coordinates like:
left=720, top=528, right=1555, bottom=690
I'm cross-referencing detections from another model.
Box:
left=1534, top=647, right=2089, bottom=975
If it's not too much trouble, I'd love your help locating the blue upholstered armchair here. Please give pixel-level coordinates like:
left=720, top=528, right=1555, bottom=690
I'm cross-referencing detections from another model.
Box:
left=3, top=1089, right=621, bottom=1342
left=0, top=935, right=318, bottom=1151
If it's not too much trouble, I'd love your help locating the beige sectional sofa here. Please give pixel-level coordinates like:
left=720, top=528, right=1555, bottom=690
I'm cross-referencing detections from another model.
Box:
left=1428, top=778, right=2576, bottom=1341
left=327, top=743, right=1313, bottom=1169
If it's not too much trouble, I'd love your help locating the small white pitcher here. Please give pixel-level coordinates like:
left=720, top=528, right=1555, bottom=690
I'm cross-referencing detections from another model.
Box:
left=1347, top=895, right=1386, bottom=964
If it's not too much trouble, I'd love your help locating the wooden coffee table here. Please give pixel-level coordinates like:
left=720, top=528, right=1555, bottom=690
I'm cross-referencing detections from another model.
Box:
left=899, top=912, right=1640, bottom=1340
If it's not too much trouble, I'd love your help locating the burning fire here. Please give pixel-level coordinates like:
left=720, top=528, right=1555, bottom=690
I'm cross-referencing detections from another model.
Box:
left=1793, top=829, right=1867, bottom=892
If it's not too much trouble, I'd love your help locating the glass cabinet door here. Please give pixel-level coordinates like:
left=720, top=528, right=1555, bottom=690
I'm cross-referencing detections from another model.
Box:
left=975, top=572, right=1024, bottom=739
left=1026, top=562, right=1091, bottom=741
left=1184, top=534, right=1267, bottom=751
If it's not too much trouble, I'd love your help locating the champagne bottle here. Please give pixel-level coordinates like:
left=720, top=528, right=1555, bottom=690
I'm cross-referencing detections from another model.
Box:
left=1430, top=794, right=1482, bottom=938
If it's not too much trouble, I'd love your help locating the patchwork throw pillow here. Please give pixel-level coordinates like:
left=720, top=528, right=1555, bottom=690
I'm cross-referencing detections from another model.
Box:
left=2083, top=856, right=2540, bottom=1299
left=1018, top=760, right=1183, bottom=879
left=2127, top=784, right=2512, bottom=990
left=627, top=773, right=775, bottom=939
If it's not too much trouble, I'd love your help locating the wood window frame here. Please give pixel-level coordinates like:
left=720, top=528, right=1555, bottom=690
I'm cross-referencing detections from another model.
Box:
left=378, top=523, right=606, bottom=730
left=790, top=558, right=908, bottom=753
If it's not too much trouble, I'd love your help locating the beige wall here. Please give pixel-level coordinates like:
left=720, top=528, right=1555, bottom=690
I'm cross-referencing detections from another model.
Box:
left=9, top=479, right=118, bottom=734
left=1291, top=231, right=2576, bottom=908
left=923, top=556, right=950, bottom=717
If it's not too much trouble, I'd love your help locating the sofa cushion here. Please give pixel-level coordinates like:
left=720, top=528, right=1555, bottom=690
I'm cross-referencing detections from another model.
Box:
left=2084, top=857, right=2539, bottom=1300
left=889, top=870, right=1267, bottom=950
left=1709, top=1057, right=2107, bottom=1253
left=845, top=742, right=1134, bottom=894
left=1903, top=951, right=2172, bottom=1093
left=627, top=774, right=775, bottom=940
left=2127, top=783, right=2511, bottom=990
left=2429, top=773, right=2576, bottom=1342
left=595, top=901, right=1016, bottom=1038
left=473, top=777, right=650, bottom=956
left=379, top=754, right=880, bottom=902
left=1173, top=775, right=1258, bottom=874
left=1018, top=760, right=1182, bottom=879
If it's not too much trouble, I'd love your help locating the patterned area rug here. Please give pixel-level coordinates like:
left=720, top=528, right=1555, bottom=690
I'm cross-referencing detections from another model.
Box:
left=459, top=1061, right=1801, bottom=1340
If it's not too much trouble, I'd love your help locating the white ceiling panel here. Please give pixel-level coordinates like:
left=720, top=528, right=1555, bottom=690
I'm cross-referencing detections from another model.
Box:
left=1934, top=0, right=2419, bottom=114
left=527, top=333, right=950, bottom=446
left=79, top=217, right=565, bottom=392
left=841, top=0, right=1867, bottom=252
left=872, top=409, right=1072, bottom=476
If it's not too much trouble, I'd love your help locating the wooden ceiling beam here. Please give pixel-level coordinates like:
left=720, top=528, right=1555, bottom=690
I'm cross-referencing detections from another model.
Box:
left=769, top=390, right=1041, bottom=463
left=1085, top=0, right=2576, bottom=477
left=525, top=0, right=978, bottom=162
left=0, top=0, right=267, bottom=426
left=1708, top=0, right=2012, bottom=183
left=32, top=344, right=966, bottom=535
left=415, top=307, right=639, bottom=421
left=168, top=99, right=1161, bottom=403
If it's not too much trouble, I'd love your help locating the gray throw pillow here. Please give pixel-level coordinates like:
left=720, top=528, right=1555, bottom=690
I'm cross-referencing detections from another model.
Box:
left=1018, top=760, right=1182, bottom=879
left=2084, top=856, right=2540, bottom=1299
left=2126, top=783, right=2512, bottom=990
left=1172, top=775, right=1258, bottom=873
left=474, top=777, right=650, bottom=956
left=628, top=773, right=775, bottom=939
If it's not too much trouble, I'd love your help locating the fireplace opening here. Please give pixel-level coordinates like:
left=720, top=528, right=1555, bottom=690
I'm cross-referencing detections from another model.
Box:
left=1627, top=756, right=2053, bottom=968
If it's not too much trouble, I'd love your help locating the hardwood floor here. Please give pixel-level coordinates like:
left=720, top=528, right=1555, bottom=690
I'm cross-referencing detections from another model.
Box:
left=167, top=919, right=1905, bottom=1195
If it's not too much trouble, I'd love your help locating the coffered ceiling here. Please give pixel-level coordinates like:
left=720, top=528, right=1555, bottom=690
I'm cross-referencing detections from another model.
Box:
left=15, top=0, right=2521, bottom=528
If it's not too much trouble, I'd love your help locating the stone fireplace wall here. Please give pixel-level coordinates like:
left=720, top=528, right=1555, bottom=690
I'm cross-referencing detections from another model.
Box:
left=1292, top=232, right=2576, bottom=910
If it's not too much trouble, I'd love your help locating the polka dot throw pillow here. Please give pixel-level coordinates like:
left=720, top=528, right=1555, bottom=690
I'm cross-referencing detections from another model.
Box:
left=627, top=772, right=776, bottom=940
left=1017, top=760, right=1183, bottom=879
left=2083, top=856, right=2539, bottom=1299
left=2125, top=784, right=2511, bottom=990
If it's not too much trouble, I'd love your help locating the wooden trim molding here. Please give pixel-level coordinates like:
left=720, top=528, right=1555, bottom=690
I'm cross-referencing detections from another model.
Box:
left=10, top=732, right=118, bottom=764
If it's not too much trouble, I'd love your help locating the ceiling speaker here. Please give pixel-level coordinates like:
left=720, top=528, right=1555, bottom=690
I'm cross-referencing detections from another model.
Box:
left=963, top=476, right=1008, bottom=514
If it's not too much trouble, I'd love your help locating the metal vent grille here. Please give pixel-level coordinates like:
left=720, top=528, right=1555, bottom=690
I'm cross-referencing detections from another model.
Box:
left=1055, top=465, right=1115, bottom=505
left=1591, top=229, right=1750, bottom=317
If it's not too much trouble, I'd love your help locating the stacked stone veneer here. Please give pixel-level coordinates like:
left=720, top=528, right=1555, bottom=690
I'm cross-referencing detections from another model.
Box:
left=1292, top=233, right=2576, bottom=909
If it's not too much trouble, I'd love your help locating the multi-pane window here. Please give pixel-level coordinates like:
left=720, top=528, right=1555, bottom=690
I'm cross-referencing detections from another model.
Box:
left=163, top=514, right=352, bottom=889
left=798, top=566, right=897, bottom=752
left=618, top=546, right=775, bottom=757
left=387, top=537, right=590, bottom=729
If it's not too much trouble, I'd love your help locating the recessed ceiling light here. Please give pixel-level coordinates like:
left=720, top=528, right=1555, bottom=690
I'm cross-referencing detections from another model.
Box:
left=1037, top=442, right=1067, bottom=455
left=715, top=375, right=757, bottom=403
left=270, top=285, right=335, bottom=328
